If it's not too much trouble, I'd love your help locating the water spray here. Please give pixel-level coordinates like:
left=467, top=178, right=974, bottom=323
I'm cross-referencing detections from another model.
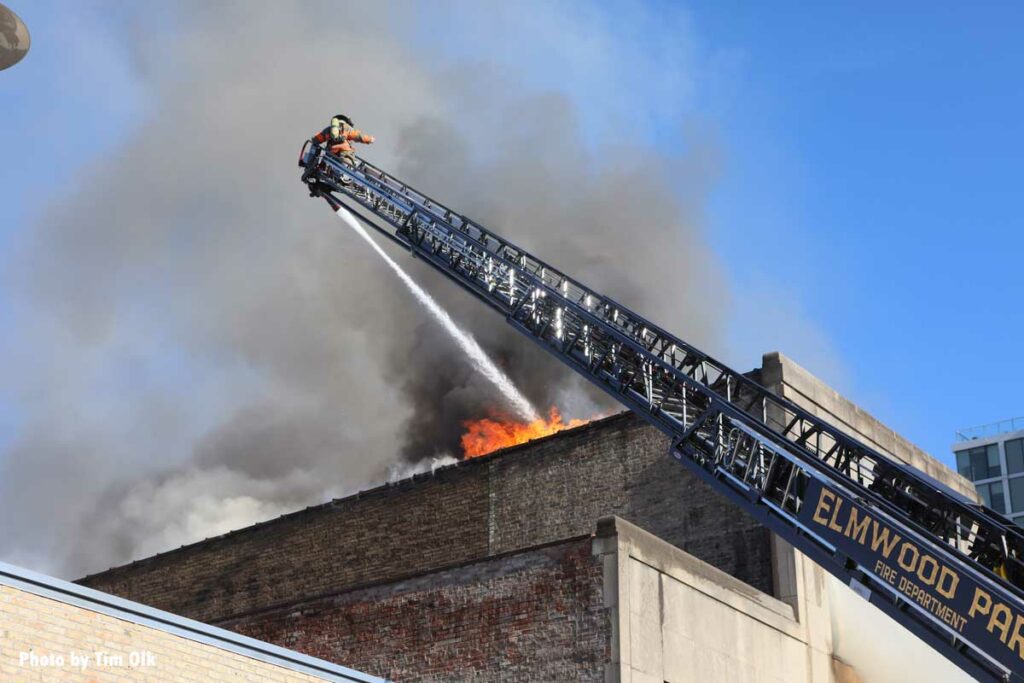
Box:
left=336, top=207, right=540, bottom=422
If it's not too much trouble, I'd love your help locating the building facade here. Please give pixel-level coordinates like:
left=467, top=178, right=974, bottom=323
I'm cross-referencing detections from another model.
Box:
left=953, top=417, right=1024, bottom=522
left=77, top=352, right=976, bottom=682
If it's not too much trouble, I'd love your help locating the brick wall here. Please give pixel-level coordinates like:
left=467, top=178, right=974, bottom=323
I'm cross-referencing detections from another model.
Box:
left=0, top=583, right=337, bottom=682
left=79, top=412, right=774, bottom=621
left=81, top=466, right=491, bottom=624
left=221, top=537, right=610, bottom=683
left=487, top=413, right=774, bottom=593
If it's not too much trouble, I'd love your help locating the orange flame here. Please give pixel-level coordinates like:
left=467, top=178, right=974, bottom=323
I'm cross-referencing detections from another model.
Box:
left=460, top=406, right=592, bottom=458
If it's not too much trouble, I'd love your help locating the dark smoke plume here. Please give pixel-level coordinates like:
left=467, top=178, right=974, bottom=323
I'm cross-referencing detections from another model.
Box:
left=0, top=1, right=728, bottom=577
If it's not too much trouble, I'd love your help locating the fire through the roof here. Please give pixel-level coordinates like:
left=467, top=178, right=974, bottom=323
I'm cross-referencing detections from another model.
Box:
left=460, top=407, right=598, bottom=458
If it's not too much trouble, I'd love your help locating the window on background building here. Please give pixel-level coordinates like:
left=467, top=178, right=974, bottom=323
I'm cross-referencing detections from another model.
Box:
left=1010, top=477, right=1024, bottom=514
left=956, top=444, right=1002, bottom=481
left=956, top=451, right=970, bottom=478
left=979, top=481, right=1007, bottom=513
left=1007, top=438, right=1024, bottom=475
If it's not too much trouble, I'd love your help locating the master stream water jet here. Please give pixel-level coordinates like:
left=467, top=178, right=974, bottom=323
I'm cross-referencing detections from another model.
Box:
left=336, top=207, right=540, bottom=422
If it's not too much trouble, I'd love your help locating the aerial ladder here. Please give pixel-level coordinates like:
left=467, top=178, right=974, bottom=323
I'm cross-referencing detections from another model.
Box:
left=299, top=141, right=1024, bottom=682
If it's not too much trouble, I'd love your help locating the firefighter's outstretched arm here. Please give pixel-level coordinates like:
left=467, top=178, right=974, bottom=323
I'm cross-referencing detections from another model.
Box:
left=345, top=129, right=375, bottom=145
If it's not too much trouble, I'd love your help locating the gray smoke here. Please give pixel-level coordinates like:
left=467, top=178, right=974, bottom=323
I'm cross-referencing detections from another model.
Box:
left=0, top=1, right=728, bottom=577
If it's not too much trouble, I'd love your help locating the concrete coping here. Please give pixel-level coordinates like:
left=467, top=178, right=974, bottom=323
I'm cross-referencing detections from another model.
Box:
left=761, top=351, right=977, bottom=499
left=596, top=516, right=800, bottom=632
left=0, top=560, right=386, bottom=683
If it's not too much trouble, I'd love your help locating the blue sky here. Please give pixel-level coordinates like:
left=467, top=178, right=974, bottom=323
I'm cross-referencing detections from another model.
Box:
left=1, top=1, right=1021, bottom=472
left=686, top=2, right=1024, bottom=460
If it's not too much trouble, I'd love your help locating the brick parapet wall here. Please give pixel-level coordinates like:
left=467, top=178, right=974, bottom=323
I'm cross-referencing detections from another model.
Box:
left=80, top=465, right=491, bottom=624
left=487, top=416, right=773, bottom=592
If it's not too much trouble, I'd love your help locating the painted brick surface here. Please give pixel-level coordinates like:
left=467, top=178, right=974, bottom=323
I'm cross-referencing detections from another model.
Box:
left=80, top=412, right=773, bottom=621
left=222, top=538, right=609, bottom=683
left=0, top=584, right=335, bottom=682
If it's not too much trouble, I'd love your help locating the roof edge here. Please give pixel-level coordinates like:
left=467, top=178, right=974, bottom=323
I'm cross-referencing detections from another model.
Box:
left=0, top=559, right=385, bottom=683
left=78, top=411, right=637, bottom=583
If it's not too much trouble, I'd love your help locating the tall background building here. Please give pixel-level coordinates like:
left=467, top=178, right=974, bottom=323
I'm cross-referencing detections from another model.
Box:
left=953, top=417, right=1024, bottom=521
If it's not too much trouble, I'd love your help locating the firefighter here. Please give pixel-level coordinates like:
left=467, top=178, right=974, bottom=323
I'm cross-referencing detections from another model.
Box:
left=312, top=114, right=375, bottom=166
